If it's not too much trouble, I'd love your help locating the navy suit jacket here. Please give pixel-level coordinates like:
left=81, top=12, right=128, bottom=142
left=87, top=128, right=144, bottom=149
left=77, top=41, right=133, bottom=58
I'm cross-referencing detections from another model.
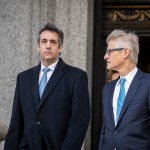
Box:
left=99, top=69, right=150, bottom=150
left=4, top=58, right=90, bottom=150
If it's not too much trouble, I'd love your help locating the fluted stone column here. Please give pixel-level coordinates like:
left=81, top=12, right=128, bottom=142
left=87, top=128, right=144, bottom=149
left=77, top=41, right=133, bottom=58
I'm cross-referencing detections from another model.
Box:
left=0, top=0, right=90, bottom=149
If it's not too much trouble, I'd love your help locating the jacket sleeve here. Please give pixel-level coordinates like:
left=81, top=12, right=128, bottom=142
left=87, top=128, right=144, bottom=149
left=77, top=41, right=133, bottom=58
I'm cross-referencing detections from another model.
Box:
left=98, top=85, right=106, bottom=150
left=4, top=74, right=24, bottom=150
left=98, top=124, right=105, bottom=150
left=61, top=71, right=90, bottom=150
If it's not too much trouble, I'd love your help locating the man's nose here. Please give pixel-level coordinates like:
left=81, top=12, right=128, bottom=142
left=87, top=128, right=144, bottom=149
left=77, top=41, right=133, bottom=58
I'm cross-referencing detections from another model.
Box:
left=104, top=53, right=108, bottom=60
left=46, top=41, right=51, bottom=48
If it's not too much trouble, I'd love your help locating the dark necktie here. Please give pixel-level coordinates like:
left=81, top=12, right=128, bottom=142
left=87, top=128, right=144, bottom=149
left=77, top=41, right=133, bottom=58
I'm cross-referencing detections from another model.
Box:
left=116, top=78, right=126, bottom=122
left=39, top=68, right=50, bottom=98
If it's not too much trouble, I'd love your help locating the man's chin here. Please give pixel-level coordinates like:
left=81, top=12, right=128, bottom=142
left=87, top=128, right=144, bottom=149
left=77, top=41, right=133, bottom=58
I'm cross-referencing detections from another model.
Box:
left=107, top=66, right=111, bottom=70
left=44, top=56, right=52, bottom=60
left=107, top=67, right=114, bottom=71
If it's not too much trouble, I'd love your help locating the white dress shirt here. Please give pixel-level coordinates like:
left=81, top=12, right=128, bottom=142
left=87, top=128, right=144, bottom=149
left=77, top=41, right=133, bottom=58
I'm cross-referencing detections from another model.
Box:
left=39, top=59, right=59, bottom=84
left=113, top=67, right=138, bottom=125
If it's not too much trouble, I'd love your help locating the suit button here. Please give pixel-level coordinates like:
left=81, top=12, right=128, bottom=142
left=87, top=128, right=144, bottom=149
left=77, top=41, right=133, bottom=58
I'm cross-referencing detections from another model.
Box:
left=37, top=121, right=40, bottom=125
left=35, top=140, right=40, bottom=144
left=114, top=131, right=118, bottom=134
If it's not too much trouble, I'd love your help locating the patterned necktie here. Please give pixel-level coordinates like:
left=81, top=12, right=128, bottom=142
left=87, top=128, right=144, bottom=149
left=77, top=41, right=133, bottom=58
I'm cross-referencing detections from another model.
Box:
left=116, top=78, right=126, bottom=122
left=39, top=67, right=50, bottom=98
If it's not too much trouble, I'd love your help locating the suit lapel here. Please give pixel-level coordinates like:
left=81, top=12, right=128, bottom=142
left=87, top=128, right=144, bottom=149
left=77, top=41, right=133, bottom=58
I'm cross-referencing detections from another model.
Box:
left=30, top=64, right=41, bottom=105
left=116, top=69, right=143, bottom=125
left=38, top=58, right=66, bottom=107
left=109, top=80, right=118, bottom=128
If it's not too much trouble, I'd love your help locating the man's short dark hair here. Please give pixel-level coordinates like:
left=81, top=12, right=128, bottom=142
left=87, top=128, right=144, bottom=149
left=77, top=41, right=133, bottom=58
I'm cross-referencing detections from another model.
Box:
left=37, top=23, right=64, bottom=45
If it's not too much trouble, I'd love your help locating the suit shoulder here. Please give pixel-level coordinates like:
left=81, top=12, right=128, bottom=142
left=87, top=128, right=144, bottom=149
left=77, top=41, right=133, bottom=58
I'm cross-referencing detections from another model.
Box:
left=17, top=65, right=38, bottom=77
left=65, top=64, right=87, bottom=74
left=143, top=72, right=150, bottom=77
left=142, top=72, right=150, bottom=81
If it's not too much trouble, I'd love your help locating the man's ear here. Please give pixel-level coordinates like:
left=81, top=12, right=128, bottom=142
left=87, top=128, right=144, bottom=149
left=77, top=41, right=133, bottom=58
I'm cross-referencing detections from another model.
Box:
left=123, top=48, right=130, bottom=58
left=59, top=44, right=63, bottom=52
left=37, top=43, right=40, bottom=52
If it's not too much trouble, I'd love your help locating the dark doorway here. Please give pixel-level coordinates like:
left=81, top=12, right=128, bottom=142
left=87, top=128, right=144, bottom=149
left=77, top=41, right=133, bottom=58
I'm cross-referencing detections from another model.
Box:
left=92, top=0, right=150, bottom=149
left=138, top=37, right=150, bottom=73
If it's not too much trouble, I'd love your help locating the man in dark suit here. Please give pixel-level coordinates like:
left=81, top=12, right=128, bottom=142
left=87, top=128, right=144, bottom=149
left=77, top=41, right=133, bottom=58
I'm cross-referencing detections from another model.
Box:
left=4, top=23, right=90, bottom=150
left=98, top=29, right=150, bottom=150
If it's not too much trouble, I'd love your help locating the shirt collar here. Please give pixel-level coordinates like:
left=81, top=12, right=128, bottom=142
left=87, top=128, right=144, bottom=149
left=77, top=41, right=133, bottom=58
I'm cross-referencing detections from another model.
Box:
left=116, top=67, right=138, bottom=86
left=40, top=58, right=59, bottom=72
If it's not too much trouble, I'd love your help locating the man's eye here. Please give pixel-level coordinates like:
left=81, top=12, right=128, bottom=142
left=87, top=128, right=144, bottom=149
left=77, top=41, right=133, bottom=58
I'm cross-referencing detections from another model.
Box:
left=41, top=40, right=47, bottom=43
left=51, top=41, right=57, bottom=44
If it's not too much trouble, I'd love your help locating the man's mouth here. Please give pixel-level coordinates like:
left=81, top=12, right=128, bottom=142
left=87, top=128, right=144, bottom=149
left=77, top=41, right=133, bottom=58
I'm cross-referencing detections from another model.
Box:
left=44, top=52, right=52, bottom=55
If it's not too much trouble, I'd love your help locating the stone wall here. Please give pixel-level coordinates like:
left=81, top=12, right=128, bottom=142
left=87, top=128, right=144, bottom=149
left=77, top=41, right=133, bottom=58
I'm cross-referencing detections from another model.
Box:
left=0, top=0, right=92, bottom=149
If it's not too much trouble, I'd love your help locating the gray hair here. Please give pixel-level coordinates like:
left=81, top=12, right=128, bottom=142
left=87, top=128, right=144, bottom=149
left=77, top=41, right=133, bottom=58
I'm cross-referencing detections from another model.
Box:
left=106, top=29, right=139, bottom=64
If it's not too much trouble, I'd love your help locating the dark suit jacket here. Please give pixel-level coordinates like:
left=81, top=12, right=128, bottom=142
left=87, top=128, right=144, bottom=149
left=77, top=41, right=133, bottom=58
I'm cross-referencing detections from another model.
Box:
left=99, top=69, right=150, bottom=150
left=4, top=58, right=90, bottom=150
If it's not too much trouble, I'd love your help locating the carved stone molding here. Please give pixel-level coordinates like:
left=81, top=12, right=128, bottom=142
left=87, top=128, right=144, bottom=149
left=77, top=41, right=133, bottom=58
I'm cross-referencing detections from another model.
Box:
left=109, top=10, right=150, bottom=22
left=102, top=5, right=150, bottom=30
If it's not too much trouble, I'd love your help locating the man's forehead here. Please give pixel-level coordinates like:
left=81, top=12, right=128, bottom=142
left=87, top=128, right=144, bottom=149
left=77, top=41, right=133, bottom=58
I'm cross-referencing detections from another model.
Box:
left=40, top=31, right=59, bottom=40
